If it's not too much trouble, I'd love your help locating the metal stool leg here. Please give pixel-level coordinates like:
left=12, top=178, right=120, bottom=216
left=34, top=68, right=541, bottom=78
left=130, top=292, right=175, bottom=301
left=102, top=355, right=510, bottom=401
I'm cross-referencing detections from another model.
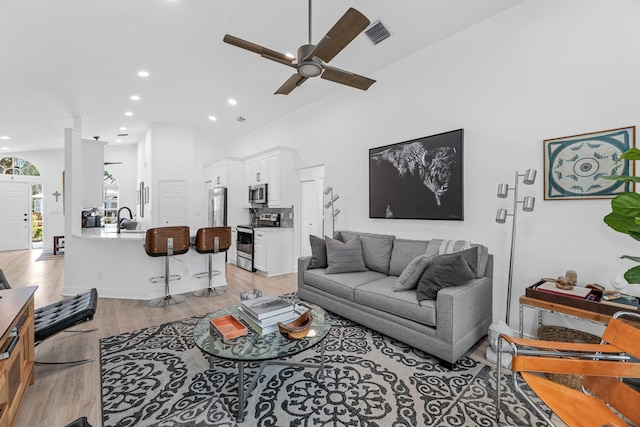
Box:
left=149, top=238, right=186, bottom=307
left=194, top=237, right=226, bottom=298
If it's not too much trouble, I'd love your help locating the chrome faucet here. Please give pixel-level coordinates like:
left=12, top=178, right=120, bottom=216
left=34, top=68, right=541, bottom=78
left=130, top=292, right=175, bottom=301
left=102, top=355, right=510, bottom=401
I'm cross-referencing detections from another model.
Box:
left=116, top=207, right=133, bottom=234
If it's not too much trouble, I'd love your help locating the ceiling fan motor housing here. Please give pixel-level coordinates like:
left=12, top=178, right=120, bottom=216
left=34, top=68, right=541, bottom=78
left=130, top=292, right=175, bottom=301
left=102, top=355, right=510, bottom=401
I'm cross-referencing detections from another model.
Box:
left=297, top=44, right=322, bottom=77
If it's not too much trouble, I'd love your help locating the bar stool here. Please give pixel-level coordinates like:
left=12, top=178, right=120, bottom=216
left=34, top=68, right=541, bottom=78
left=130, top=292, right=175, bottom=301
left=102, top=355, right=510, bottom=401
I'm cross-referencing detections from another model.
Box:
left=193, top=226, right=232, bottom=297
left=145, top=226, right=190, bottom=307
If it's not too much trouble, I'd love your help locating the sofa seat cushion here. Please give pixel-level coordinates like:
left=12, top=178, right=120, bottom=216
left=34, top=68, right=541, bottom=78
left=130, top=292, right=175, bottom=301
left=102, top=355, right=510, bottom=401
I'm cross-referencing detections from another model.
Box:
left=354, top=276, right=437, bottom=327
left=303, top=268, right=387, bottom=302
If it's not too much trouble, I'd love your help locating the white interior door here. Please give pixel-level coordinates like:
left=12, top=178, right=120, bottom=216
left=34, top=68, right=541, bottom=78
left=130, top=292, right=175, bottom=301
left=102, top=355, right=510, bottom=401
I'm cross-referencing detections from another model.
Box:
left=299, top=166, right=324, bottom=257
left=0, top=182, right=30, bottom=250
left=159, top=180, right=187, bottom=226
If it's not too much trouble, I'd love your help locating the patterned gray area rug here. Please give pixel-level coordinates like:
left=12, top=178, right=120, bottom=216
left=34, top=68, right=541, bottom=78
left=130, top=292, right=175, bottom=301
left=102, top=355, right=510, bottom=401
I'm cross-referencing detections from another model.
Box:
left=100, top=314, right=548, bottom=427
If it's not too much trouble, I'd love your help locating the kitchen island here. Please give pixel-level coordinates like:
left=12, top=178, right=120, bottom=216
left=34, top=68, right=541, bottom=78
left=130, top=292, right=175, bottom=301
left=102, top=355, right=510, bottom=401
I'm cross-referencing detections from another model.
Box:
left=62, top=226, right=227, bottom=300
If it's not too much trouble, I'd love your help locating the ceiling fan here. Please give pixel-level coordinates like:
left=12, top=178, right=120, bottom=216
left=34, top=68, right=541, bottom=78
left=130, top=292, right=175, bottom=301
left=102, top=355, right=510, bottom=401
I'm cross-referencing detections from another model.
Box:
left=223, top=1, right=376, bottom=95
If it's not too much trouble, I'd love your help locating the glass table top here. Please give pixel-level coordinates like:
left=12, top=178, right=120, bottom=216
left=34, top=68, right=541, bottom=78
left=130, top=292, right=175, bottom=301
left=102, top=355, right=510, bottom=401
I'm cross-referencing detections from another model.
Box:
left=193, top=300, right=331, bottom=361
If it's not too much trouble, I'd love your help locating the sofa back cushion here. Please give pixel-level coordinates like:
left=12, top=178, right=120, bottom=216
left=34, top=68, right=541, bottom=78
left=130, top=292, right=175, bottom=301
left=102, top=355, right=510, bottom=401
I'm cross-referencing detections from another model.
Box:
left=389, top=239, right=429, bottom=276
left=336, top=231, right=395, bottom=275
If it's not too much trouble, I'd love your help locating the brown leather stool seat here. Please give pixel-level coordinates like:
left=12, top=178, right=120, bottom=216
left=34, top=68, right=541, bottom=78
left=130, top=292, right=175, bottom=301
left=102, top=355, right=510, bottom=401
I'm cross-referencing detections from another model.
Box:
left=144, top=226, right=190, bottom=307
left=193, top=226, right=231, bottom=297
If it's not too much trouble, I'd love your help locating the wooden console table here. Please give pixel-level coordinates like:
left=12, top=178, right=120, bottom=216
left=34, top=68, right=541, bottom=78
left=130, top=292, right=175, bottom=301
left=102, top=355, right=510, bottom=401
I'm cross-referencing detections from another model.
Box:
left=519, top=295, right=613, bottom=337
left=0, top=286, right=37, bottom=427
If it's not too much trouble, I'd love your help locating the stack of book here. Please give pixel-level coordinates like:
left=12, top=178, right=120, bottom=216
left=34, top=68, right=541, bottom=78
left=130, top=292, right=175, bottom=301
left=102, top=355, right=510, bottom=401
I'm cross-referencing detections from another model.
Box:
left=535, top=281, right=593, bottom=300
left=237, top=295, right=298, bottom=335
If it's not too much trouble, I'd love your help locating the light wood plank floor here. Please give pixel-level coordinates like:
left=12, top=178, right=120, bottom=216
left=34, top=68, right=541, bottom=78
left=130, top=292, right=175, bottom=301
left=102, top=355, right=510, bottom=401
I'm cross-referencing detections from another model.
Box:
left=2, top=249, right=539, bottom=427
left=1, top=249, right=297, bottom=427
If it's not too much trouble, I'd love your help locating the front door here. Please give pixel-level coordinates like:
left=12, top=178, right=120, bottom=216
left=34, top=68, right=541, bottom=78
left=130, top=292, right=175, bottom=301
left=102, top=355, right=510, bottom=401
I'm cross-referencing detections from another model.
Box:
left=0, top=182, right=30, bottom=250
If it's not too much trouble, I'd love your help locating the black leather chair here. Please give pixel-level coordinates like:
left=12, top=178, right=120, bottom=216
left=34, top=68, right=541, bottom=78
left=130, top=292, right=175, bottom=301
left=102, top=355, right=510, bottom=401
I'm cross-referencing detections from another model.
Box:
left=0, top=269, right=98, bottom=365
left=64, top=417, right=93, bottom=427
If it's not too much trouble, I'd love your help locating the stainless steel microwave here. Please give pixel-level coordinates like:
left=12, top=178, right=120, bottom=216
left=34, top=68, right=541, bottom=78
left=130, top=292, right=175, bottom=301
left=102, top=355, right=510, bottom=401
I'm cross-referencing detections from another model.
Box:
left=249, top=183, right=268, bottom=205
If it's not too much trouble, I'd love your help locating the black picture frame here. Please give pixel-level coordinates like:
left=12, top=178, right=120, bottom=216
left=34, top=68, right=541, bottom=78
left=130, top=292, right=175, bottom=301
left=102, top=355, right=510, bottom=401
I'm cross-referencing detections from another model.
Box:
left=369, top=129, right=464, bottom=220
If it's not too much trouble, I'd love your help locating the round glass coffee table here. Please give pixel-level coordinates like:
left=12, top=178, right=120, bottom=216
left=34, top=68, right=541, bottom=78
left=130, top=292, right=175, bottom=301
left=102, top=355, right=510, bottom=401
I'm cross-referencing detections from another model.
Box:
left=193, top=300, right=331, bottom=422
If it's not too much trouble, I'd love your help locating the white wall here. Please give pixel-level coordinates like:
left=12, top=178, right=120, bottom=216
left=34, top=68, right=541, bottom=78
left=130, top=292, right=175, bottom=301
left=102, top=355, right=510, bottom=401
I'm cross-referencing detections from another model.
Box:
left=221, top=0, right=640, bottom=331
left=1, top=149, right=65, bottom=252
left=3, top=144, right=136, bottom=252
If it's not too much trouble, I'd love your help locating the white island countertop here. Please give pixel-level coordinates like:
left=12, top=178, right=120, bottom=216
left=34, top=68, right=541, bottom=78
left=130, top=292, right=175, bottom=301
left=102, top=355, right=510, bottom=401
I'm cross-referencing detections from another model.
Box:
left=77, top=226, right=147, bottom=240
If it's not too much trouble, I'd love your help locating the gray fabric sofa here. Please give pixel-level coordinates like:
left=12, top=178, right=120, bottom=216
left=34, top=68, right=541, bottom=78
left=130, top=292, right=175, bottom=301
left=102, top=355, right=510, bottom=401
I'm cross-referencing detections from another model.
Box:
left=298, top=231, right=493, bottom=365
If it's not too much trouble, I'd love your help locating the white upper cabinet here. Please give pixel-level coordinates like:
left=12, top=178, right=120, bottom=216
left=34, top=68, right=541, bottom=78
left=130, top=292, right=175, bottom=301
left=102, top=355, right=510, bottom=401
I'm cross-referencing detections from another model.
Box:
left=204, top=158, right=241, bottom=188
left=242, top=148, right=295, bottom=207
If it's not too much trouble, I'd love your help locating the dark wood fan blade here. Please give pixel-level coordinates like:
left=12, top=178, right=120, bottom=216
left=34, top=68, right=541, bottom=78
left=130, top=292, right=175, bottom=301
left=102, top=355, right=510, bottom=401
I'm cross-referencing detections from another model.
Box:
left=309, top=8, right=370, bottom=63
left=275, top=74, right=308, bottom=95
left=321, top=67, right=375, bottom=91
left=223, top=34, right=294, bottom=63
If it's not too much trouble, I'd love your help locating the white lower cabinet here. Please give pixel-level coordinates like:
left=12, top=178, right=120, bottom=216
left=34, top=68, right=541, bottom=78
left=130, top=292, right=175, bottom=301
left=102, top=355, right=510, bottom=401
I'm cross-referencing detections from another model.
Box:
left=253, top=228, right=293, bottom=277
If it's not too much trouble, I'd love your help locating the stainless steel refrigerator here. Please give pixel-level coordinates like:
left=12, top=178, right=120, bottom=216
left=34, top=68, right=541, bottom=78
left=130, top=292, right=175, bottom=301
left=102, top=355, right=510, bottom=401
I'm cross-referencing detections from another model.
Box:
left=208, top=187, right=227, bottom=227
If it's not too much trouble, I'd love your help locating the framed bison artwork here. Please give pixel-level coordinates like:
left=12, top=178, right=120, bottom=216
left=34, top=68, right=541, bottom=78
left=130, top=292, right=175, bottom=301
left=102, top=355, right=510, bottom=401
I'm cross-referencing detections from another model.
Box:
left=369, top=129, right=464, bottom=220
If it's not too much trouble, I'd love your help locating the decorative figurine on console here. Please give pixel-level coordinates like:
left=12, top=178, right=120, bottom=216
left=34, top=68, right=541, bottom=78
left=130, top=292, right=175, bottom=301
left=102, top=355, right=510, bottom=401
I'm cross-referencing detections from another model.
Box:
left=543, top=269, right=578, bottom=290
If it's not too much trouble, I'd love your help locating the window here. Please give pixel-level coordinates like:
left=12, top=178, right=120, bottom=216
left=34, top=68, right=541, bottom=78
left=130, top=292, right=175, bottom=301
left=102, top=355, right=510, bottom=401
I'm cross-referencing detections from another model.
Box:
left=0, top=157, right=40, bottom=176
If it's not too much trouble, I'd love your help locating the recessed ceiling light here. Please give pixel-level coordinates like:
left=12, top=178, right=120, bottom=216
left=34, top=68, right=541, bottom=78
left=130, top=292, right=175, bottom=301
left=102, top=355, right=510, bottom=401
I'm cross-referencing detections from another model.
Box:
left=119, top=127, right=127, bottom=131
left=0, top=136, right=9, bottom=140
left=130, top=95, right=141, bottom=101
left=1, top=147, right=9, bottom=150
left=116, top=139, right=122, bottom=142
left=228, top=98, right=237, bottom=106
left=208, top=115, right=217, bottom=121
left=137, top=70, right=150, bottom=77
left=285, top=52, right=295, bottom=59
left=125, top=111, right=133, bottom=116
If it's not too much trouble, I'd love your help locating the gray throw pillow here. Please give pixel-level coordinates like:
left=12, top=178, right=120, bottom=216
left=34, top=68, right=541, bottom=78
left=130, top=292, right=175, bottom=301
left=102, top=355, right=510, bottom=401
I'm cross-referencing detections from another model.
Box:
left=325, top=236, right=367, bottom=274
left=394, top=254, right=434, bottom=291
left=308, top=235, right=328, bottom=269
left=416, top=253, right=475, bottom=301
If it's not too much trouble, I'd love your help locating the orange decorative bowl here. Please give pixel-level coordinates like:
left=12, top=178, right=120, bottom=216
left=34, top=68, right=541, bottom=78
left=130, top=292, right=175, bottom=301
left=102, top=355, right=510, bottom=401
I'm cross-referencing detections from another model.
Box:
left=277, top=311, right=313, bottom=340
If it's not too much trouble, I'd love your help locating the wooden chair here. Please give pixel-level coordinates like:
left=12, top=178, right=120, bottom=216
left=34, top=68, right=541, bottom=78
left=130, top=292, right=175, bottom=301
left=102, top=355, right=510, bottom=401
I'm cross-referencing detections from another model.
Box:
left=192, top=226, right=231, bottom=297
left=496, top=311, right=640, bottom=427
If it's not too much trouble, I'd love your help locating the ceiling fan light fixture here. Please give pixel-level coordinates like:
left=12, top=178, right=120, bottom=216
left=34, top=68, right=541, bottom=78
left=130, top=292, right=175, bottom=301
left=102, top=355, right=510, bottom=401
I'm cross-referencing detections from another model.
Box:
left=299, top=61, right=322, bottom=77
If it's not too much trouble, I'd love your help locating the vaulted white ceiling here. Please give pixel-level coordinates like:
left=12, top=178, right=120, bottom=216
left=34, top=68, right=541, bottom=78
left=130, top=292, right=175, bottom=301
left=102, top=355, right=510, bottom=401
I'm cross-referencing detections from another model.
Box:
left=0, top=0, right=523, bottom=153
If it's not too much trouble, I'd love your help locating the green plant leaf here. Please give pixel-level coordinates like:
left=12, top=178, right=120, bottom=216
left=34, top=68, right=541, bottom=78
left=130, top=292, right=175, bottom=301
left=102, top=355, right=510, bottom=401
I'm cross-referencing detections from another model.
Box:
left=600, top=175, right=640, bottom=182
left=620, top=147, right=640, bottom=161
left=621, top=255, right=640, bottom=263
left=624, top=265, right=640, bottom=284
left=604, top=212, right=640, bottom=234
left=611, top=192, right=640, bottom=217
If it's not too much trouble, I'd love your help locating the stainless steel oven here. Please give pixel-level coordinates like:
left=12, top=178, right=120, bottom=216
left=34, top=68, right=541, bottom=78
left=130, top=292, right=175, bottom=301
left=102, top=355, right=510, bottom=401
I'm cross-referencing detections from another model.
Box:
left=236, top=226, right=255, bottom=271
left=235, top=213, right=281, bottom=272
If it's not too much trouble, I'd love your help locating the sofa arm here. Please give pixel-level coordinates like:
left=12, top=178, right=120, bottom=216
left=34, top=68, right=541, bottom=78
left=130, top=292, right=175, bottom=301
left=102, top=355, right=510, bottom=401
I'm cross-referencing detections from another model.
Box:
left=436, top=277, right=492, bottom=343
left=298, top=256, right=312, bottom=290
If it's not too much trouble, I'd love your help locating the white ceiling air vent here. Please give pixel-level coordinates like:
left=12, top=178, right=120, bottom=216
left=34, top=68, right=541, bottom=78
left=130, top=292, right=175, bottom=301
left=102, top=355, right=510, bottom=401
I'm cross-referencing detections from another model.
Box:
left=236, top=116, right=246, bottom=122
left=365, top=20, right=391, bottom=45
